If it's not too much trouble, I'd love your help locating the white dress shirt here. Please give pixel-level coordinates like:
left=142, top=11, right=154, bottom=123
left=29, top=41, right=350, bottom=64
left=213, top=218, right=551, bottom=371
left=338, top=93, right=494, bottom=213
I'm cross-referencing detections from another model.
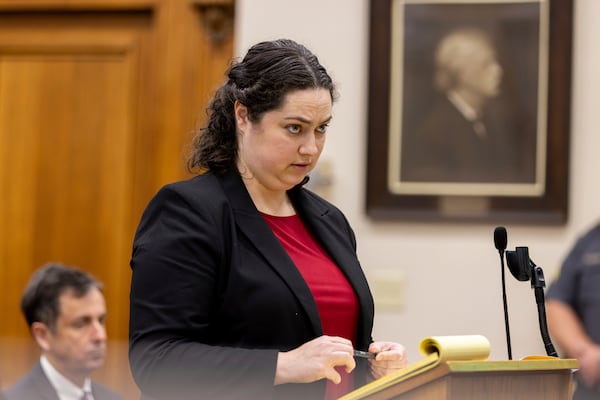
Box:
left=40, top=356, right=94, bottom=400
left=447, top=90, right=488, bottom=138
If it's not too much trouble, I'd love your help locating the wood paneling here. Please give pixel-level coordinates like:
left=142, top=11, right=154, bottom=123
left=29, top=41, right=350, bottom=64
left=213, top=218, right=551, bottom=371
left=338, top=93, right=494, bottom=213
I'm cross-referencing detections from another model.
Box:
left=0, top=1, right=233, bottom=398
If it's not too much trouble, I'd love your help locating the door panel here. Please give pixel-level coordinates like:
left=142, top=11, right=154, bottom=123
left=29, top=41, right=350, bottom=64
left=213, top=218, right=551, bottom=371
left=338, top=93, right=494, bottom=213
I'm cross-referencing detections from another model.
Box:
left=0, top=1, right=234, bottom=397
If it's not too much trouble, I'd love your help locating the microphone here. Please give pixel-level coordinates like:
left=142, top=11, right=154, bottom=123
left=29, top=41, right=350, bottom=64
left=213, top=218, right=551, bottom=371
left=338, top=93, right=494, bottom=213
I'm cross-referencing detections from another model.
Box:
left=494, top=226, right=507, bottom=253
left=493, top=226, right=512, bottom=360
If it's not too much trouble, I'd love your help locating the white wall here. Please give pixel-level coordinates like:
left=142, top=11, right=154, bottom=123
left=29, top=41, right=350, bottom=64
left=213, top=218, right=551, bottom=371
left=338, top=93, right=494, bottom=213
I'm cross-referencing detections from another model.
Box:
left=235, top=0, right=600, bottom=363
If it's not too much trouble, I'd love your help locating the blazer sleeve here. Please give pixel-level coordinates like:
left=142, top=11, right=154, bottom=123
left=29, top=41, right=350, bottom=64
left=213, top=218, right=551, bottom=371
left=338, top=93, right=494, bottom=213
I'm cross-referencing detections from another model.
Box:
left=129, top=183, right=278, bottom=399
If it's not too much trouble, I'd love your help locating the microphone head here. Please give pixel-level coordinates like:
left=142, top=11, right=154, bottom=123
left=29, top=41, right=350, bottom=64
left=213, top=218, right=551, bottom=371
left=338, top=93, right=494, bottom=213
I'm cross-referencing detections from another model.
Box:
left=494, top=226, right=508, bottom=251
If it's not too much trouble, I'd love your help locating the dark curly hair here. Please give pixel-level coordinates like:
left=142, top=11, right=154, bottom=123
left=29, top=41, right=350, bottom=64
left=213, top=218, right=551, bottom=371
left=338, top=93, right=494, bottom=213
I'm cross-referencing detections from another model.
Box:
left=187, top=39, right=338, bottom=174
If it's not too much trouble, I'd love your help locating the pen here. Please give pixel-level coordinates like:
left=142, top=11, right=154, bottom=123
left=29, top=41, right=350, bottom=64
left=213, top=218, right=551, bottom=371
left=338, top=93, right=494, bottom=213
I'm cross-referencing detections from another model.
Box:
left=353, top=350, right=376, bottom=359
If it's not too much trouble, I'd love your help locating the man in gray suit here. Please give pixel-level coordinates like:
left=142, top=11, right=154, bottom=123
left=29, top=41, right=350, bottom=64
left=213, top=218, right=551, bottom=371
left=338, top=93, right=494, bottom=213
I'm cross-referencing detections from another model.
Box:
left=5, top=263, right=122, bottom=400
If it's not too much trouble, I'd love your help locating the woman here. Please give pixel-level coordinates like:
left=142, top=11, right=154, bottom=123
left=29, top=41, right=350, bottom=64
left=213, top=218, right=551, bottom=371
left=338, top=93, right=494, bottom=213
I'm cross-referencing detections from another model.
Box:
left=129, top=39, right=407, bottom=400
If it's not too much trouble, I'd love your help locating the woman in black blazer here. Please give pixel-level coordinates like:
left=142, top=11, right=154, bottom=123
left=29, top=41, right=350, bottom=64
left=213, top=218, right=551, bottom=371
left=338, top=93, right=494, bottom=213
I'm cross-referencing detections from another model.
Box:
left=129, top=39, right=407, bottom=400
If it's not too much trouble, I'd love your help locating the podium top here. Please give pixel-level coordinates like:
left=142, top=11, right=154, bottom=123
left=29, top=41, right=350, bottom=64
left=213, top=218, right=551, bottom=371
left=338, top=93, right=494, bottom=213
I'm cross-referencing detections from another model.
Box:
left=340, top=358, right=579, bottom=400
left=445, top=358, right=579, bottom=373
left=340, top=333, right=578, bottom=400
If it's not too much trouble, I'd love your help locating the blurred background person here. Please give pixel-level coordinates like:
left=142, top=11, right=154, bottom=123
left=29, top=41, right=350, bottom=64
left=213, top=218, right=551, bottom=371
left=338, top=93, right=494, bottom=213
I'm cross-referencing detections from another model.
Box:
left=547, top=222, right=600, bottom=400
left=5, top=263, right=122, bottom=400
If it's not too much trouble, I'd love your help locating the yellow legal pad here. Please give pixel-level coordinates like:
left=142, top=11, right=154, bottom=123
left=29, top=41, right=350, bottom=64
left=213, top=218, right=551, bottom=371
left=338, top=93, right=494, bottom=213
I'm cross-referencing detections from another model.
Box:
left=338, top=335, right=491, bottom=400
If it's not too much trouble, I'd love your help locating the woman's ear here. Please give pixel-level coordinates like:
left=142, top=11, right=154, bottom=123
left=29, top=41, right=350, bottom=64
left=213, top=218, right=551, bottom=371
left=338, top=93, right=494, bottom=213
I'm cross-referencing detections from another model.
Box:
left=234, top=101, right=249, bottom=132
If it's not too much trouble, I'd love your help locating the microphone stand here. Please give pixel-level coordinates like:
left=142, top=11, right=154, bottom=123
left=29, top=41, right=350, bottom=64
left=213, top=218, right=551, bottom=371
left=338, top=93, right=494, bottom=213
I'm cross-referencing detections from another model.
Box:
left=530, top=262, right=558, bottom=357
left=494, top=227, right=512, bottom=360
left=499, top=250, right=513, bottom=360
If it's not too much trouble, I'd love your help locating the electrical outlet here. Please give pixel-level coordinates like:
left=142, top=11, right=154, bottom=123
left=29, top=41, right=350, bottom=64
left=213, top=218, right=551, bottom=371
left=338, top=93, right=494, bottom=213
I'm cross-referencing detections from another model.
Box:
left=368, top=269, right=405, bottom=311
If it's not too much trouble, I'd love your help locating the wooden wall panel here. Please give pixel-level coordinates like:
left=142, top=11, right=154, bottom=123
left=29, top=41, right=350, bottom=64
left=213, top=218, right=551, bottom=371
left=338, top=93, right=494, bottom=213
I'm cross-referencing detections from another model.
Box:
left=0, top=44, right=137, bottom=334
left=0, top=1, right=234, bottom=398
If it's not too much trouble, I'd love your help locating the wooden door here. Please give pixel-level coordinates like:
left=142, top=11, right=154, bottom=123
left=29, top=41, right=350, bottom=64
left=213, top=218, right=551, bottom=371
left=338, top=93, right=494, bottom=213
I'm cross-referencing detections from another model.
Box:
left=0, top=1, right=234, bottom=398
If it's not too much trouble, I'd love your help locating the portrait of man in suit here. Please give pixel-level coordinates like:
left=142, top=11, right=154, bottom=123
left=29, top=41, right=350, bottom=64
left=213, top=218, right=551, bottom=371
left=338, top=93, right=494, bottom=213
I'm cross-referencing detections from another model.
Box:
left=392, top=2, right=541, bottom=190
left=401, top=27, right=533, bottom=184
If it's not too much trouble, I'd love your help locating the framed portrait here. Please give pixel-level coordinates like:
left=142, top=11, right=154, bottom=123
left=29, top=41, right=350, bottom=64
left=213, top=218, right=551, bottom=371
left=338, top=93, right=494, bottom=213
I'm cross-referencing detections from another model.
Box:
left=365, top=0, right=572, bottom=223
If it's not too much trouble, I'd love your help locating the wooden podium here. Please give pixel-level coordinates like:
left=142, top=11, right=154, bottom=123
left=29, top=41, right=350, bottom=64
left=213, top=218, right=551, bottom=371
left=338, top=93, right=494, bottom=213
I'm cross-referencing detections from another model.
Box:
left=351, top=358, right=578, bottom=400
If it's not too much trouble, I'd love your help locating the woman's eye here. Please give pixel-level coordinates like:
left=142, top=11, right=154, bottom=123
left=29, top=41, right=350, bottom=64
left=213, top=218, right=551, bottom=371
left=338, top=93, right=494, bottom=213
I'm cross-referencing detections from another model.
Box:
left=287, top=125, right=302, bottom=134
left=316, top=124, right=329, bottom=134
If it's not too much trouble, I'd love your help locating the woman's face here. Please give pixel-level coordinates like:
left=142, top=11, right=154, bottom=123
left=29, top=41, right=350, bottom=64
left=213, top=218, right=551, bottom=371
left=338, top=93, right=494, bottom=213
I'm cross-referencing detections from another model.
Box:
left=235, top=88, right=332, bottom=193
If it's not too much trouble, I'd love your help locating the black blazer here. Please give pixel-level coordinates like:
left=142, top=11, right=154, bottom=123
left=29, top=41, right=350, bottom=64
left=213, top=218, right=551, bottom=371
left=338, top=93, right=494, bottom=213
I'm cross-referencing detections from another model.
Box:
left=5, top=362, right=122, bottom=400
left=129, top=170, right=375, bottom=400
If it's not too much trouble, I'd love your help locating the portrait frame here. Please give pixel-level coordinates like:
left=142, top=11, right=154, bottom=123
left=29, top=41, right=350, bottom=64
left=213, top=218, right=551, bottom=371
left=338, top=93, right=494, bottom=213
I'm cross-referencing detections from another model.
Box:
left=365, top=0, right=572, bottom=223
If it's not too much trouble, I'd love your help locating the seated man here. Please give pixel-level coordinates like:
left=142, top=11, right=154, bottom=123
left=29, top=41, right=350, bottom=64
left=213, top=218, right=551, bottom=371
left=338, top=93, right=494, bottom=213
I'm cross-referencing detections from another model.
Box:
left=5, top=263, right=122, bottom=400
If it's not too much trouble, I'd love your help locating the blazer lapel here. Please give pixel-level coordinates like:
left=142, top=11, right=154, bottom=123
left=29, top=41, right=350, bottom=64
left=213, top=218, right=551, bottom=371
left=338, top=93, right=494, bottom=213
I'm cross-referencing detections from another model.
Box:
left=290, top=188, right=374, bottom=347
left=218, top=171, right=323, bottom=336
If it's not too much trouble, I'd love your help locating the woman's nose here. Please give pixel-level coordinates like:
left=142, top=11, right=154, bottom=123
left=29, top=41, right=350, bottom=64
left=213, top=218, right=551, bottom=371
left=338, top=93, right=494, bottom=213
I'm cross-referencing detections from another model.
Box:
left=299, top=133, right=320, bottom=155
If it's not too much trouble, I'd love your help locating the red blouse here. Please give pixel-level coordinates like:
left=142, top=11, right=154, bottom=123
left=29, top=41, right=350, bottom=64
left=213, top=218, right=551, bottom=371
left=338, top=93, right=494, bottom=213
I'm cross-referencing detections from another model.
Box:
left=262, top=213, right=359, bottom=399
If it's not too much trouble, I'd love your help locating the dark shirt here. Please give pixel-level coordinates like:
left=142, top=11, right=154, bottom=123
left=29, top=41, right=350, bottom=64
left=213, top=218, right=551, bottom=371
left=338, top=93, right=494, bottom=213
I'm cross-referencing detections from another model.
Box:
left=547, top=224, right=600, bottom=399
left=547, top=224, right=600, bottom=343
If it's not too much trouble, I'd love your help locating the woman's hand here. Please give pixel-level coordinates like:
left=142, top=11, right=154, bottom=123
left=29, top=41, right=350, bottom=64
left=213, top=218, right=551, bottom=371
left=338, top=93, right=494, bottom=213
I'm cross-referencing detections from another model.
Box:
left=367, top=341, right=408, bottom=380
left=274, top=335, right=356, bottom=385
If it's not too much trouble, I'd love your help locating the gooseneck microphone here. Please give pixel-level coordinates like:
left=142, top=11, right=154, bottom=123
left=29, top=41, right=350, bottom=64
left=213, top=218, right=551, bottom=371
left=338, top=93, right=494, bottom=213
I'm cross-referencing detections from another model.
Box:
left=530, top=260, right=558, bottom=357
left=493, top=226, right=512, bottom=360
